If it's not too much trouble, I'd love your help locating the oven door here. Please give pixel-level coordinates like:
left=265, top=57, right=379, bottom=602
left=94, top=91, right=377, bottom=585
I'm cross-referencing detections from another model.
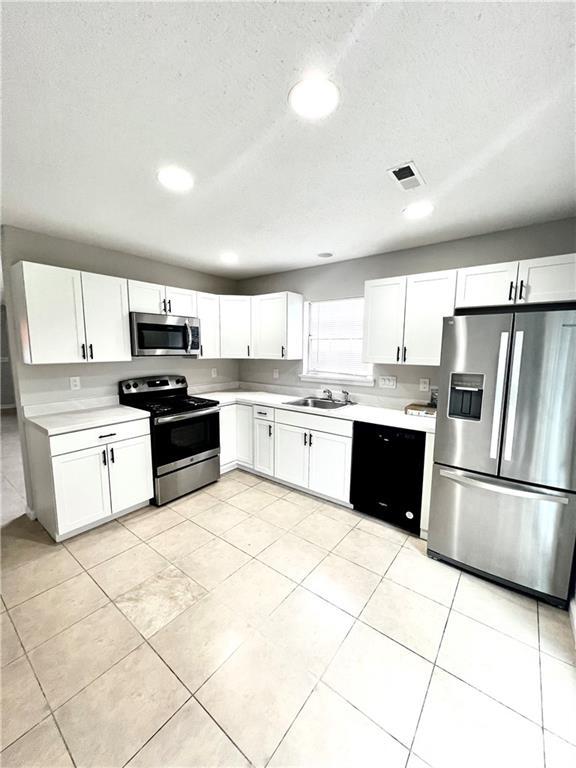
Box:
left=130, top=312, right=200, bottom=356
left=153, top=409, right=220, bottom=475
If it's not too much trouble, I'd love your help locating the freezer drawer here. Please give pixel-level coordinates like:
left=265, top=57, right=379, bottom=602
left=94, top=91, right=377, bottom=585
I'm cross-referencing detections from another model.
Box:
left=428, top=465, right=576, bottom=602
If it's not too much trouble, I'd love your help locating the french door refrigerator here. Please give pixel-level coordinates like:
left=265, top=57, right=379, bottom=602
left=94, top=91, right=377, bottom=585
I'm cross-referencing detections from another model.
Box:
left=428, top=309, right=576, bottom=607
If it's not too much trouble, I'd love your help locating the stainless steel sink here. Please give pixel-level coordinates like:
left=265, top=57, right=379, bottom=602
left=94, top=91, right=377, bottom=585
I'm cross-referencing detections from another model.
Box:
left=286, top=397, right=349, bottom=409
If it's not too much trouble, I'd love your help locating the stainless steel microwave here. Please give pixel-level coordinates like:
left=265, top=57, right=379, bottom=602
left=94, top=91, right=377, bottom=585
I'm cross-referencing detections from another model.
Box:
left=130, top=312, right=200, bottom=357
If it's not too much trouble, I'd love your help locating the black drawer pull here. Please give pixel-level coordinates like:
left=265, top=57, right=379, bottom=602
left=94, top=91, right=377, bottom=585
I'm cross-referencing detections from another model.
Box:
left=378, top=501, right=388, bottom=507
left=257, top=411, right=267, bottom=416
left=98, top=433, right=117, bottom=439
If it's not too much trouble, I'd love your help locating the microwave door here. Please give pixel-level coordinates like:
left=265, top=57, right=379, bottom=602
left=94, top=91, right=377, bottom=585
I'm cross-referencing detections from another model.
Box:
left=130, top=313, right=196, bottom=356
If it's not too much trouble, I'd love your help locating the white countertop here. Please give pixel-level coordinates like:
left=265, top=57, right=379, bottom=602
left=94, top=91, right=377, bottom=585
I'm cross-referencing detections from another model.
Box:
left=25, top=405, right=150, bottom=436
left=201, top=390, right=436, bottom=433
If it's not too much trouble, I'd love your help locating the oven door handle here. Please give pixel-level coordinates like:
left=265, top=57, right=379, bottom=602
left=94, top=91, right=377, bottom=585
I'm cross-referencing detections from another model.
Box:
left=155, top=407, right=220, bottom=425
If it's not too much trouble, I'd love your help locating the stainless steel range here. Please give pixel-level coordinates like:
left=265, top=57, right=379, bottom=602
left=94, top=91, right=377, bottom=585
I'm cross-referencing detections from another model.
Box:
left=119, top=375, right=220, bottom=505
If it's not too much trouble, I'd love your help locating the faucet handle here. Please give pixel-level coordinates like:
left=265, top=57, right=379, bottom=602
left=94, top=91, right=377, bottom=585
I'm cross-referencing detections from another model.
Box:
left=342, top=389, right=350, bottom=403
left=323, top=388, right=333, bottom=400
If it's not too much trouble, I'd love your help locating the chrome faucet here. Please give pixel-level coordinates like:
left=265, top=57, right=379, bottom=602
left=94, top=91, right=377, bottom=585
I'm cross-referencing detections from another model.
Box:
left=342, top=390, right=351, bottom=404
left=322, top=388, right=333, bottom=401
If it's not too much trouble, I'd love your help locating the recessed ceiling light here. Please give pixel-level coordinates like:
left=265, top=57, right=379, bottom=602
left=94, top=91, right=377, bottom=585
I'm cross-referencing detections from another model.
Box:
left=288, top=75, right=340, bottom=120
left=318, top=252, right=333, bottom=259
left=220, top=251, right=239, bottom=266
left=403, top=200, right=435, bottom=220
left=157, top=165, right=194, bottom=193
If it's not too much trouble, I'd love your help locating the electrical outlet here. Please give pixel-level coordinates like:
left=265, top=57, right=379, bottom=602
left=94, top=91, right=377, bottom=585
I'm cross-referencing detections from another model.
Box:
left=272, top=369, right=279, bottom=379
left=69, top=377, right=81, bottom=391
left=379, top=375, right=397, bottom=389
left=419, top=378, right=430, bottom=392
left=211, top=368, right=218, bottom=378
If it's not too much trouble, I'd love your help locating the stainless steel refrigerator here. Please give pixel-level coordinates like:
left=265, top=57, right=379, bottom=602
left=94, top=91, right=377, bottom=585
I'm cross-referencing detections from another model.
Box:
left=428, top=309, right=576, bottom=607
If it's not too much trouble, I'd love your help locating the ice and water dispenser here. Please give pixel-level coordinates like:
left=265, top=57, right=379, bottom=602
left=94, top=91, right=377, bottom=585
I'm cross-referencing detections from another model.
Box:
left=448, top=373, right=484, bottom=421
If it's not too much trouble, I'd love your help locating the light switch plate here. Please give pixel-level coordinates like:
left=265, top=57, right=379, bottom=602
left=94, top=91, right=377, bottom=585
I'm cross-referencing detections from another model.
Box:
left=211, top=368, right=218, bottom=378
left=273, top=369, right=279, bottom=379
left=379, top=375, right=397, bottom=389
left=69, top=377, right=81, bottom=391
left=419, top=378, right=430, bottom=392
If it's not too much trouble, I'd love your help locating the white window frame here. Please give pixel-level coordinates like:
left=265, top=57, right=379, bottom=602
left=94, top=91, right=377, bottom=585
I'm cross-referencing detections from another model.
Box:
left=299, top=298, right=374, bottom=387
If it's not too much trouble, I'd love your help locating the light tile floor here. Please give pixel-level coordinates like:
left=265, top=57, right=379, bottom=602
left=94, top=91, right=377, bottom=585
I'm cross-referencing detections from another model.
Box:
left=1, top=413, right=576, bottom=767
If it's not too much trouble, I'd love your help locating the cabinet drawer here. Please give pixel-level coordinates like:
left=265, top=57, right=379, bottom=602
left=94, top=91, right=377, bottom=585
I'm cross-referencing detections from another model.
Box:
left=275, top=409, right=352, bottom=437
left=50, top=418, right=150, bottom=456
left=252, top=405, right=275, bottom=421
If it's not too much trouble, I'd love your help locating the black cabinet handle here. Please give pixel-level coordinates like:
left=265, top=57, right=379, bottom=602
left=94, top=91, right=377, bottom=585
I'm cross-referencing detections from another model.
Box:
left=81, top=343, right=86, bottom=360
left=396, top=346, right=400, bottom=362
left=110, top=447, right=115, bottom=463
left=168, top=299, right=172, bottom=313
left=508, top=281, right=515, bottom=301
left=102, top=449, right=107, bottom=466
left=309, top=432, right=313, bottom=447
left=304, top=432, right=307, bottom=446
left=281, top=346, right=285, bottom=358
left=519, top=280, right=525, bottom=300
left=200, top=344, right=203, bottom=356
left=247, top=345, right=250, bottom=357
left=268, top=424, right=272, bottom=437
left=257, top=411, right=267, bottom=416
left=89, top=344, right=94, bottom=359
left=98, top=433, right=117, bottom=439
left=403, top=346, right=407, bottom=363
left=162, top=298, right=167, bottom=313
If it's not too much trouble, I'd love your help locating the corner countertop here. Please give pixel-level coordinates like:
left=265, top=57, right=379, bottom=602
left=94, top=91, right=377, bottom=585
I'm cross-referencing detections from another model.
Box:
left=25, top=405, right=151, bottom=436
left=200, top=390, right=436, bottom=434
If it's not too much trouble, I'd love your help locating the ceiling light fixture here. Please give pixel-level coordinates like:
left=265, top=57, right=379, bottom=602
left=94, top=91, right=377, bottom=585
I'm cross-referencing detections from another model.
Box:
left=403, top=200, right=435, bottom=220
left=288, top=74, right=340, bottom=120
left=157, top=165, right=194, bottom=193
left=220, top=251, right=239, bottom=266
left=318, top=252, right=333, bottom=259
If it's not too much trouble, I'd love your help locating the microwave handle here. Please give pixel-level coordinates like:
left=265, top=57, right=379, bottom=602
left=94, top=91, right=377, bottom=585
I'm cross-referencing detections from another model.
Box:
left=185, top=320, right=192, bottom=354
left=156, top=407, right=220, bottom=425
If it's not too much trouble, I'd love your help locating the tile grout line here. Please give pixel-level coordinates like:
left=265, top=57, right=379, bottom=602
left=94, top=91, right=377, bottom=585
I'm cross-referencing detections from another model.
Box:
left=537, top=602, right=547, bottom=768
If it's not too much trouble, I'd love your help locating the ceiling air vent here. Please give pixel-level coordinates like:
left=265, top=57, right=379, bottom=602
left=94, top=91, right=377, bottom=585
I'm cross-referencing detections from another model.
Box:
left=387, top=161, right=425, bottom=191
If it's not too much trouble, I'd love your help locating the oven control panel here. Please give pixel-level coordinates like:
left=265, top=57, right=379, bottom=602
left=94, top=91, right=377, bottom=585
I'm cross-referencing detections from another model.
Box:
left=119, top=375, right=187, bottom=394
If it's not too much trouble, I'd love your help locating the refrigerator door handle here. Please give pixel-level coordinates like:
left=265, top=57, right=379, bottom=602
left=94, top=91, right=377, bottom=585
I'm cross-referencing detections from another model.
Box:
left=489, top=332, right=509, bottom=459
left=503, top=331, right=524, bottom=462
left=439, top=469, right=569, bottom=504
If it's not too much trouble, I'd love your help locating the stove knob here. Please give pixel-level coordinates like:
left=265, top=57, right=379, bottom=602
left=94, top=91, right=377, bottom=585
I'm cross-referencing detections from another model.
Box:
left=125, top=383, right=132, bottom=390
left=133, top=382, right=139, bottom=389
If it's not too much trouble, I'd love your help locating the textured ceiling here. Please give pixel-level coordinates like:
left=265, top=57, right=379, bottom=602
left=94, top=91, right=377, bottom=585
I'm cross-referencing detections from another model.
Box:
left=2, top=2, right=575, bottom=277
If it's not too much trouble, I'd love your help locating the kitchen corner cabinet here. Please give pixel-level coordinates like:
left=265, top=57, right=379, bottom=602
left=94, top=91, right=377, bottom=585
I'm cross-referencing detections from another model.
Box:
left=196, top=292, right=221, bottom=358
left=251, top=292, right=304, bottom=360
left=236, top=404, right=254, bottom=466
left=219, top=404, right=237, bottom=469
left=12, top=261, right=131, bottom=364
left=219, top=296, right=252, bottom=358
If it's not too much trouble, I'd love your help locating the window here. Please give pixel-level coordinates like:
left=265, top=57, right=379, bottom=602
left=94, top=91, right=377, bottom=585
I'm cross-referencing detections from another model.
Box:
left=301, top=298, right=374, bottom=384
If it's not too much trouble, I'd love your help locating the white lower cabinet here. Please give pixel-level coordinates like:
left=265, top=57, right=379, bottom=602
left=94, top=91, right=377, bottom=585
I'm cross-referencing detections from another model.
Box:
left=108, top=435, right=153, bottom=514
left=253, top=419, right=274, bottom=476
left=52, top=444, right=112, bottom=534
left=236, top=405, right=253, bottom=467
left=275, top=423, right=309, bottom=488
left=308, top=430, right=352, bottom=502
left=219, top=405, right=237, bottom=469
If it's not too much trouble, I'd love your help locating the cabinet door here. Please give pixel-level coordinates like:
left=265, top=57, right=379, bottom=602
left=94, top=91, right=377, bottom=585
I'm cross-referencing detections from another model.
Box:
left=128, top=280, right=166, bottom=313
left=274, top=423, right=309, bottom=488
left=81, top=272, right=131, bottom=362
left=53, top=445, right=111, bottom=534
left=21, top=262, right=86, bottom=364
left=165, top=286, right=197, bottom=317
left=308, top=430, right=351, bottom=503
left=403, top=270, right=457, bottom=366
left=236, top=404, right=253, bottom=466
left=455, top=262, right=518, bottom=308
left=252, top=293, right=286, bottom=359
left=197, top=293, right=221, bottom=358
left=219, top=405, right=237, bottom=467
left=254, top=420, right=274, bottom=475
left=517, top=253, right=576, bottom=304
left=363, top=277, right=407, bottom=363
left=219, top=296, right=252, bottom=358
left=108, top=435, right=153, bottom=514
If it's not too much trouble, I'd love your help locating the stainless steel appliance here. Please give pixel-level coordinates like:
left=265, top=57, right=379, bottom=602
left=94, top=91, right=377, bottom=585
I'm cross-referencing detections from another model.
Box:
left=119, top=375, right=220, bottom=504
left=429, top=309, right=576, bottom=607
left=130, top=312, right=200, bottom=357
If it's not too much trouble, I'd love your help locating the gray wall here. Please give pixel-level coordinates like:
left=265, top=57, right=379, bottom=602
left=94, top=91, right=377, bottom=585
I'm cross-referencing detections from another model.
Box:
left=1, top=305, right=16, bottom=408
left=237, top=217, right=576, bottom=403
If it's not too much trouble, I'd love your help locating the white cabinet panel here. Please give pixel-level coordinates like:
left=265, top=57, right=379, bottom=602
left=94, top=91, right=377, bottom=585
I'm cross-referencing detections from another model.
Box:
left=108, top=435, right=153, bottom=514
left=517, top=253, right=576, bottom=304
left=128, top=280, right=166, bottom=313
left=16, top=262, right=86, bottom=364
left=455, top=262, right=518, bottom=308
left=236, top=404, right=253, bottom=466
left=308, top=430, right=351, bottom=503
left=165, top=286, right=197, bottom=317
left=197, top=292, right=221, bottom=358
left=274, top=423, right=309, bottom=488
left=403, top=270, right=457, bottom=366
left=363, top=276, right=407, bottom=363
left=254, top=419, right=274, bottom=476
left=81, top=272, right=131, bottom=362
left=252, top=293, right=287, bottom=359
left=220, top=296, right=252, bottom=358
left=219, top=405, right=237, bottom=467
left=52, top=445, right=111, bottom=534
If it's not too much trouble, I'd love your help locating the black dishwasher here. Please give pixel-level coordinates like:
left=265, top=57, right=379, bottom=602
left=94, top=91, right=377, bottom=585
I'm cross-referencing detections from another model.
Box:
left=350, top=421, right=425, bottom=534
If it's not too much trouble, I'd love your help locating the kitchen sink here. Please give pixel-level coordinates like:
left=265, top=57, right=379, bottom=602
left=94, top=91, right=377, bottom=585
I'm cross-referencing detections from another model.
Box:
left=286, top=397, right=350, bottom=409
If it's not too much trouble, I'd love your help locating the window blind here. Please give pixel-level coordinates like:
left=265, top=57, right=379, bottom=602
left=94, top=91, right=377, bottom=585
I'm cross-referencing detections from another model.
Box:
left=306, top=298, right=372, bottom=379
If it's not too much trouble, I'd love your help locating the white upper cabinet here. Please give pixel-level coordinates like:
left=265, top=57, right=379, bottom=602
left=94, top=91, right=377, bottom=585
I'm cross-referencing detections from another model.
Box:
left=251, top=292, right=303, bottom=360
left=308, top=430, right=351, bottom=503
left=81, top=272, right=131, bottom=362
left=517, top=253, right=576, bottom=304
left=127, top=280, right=166, bottom=314
left=403, top=270, right=457, bottom=366
left=455, top=261, right=519, bottom=308
left=165, top=285, right=197, bottom=317
left=220, top=296, right=252, bottom=358
left=363, top=276, right=407, bottom=363
left=197, top=292, right=221, bottom=358
left=13, top=262, right=86, bottom=364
